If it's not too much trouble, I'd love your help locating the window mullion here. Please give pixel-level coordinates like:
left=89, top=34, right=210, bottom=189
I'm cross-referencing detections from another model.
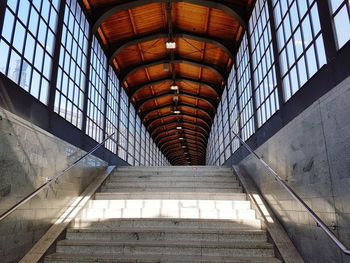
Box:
left=0, top=0, right=6, bottom=35
left=102, top=63, right=109, bottom=141
left=267, top=0, right=285, bottom=108
left=316, top=0, right=337, bottom=60
left=81, top=30, right=93, bottom=133
left=48, top=0, right=66, bottom=111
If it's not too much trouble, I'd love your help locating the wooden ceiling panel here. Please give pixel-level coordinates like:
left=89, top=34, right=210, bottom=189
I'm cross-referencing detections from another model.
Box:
left=100, top=3, right=165, bottom=43
left=207, top=9, right=240, bottom=41
left=177, top=81, right=218, bottom=99
left=100, top=10, right=134, bottom=43
left=131, top=4, right=165, bottom=35
left=173, top=3, right=210, bottom=35
left=133, top=81, right=171, bottom=102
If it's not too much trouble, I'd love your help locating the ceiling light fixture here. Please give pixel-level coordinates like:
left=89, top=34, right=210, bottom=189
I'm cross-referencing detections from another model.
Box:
left=166, top=41, right=176, bottom=49
left=170, top=85, right=179, bottom=91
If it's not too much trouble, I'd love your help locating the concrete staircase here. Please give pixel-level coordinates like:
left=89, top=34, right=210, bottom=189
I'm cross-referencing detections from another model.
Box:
left=44, top=166, right=282, bottom=262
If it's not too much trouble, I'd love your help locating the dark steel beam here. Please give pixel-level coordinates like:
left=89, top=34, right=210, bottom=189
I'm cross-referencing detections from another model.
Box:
left=121, top=58, right=225, bottom=85
left=130, top=77, right=221, bottom=100
left=91, top=0, right=247, bottom=34
left=109, top=32, right=235, bottom=63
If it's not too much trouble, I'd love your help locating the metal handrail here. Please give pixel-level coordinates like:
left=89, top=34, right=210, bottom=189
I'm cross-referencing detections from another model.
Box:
left=231, top=130, right=350, bottom=256
left=0, top=132, right=115, bottom=222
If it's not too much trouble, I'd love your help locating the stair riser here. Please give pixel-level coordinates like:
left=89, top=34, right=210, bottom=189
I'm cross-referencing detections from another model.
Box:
left=71, top=219, right=262, bottom=229
left=112, top=172, right=234, bottom=177
left=66, top=232, right=267, bottom=242
left=76, top=209, right=256, bottom=220
left=109, top=177, right=237, bottom=183
left=86, top=200, right=251, bottom=210
left=104, top=182, right=240, bottom=188
left=56, top=245, right=274, bottom=257
left=100, top=188, right=243, bottom=193
left=94, top=193, right=248, bottom=201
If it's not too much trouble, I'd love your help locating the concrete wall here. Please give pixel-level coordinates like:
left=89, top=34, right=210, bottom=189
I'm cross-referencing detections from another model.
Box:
left=227, top=76, right=350, bottom=263
left=0, top=107, right=108, bottom=263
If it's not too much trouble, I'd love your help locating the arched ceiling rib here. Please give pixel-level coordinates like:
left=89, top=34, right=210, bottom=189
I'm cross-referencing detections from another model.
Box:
left=83, top=0, right=253, bottom=165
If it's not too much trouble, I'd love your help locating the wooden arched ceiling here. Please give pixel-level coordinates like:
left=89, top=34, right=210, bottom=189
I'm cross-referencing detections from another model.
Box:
left=82, top=0, right=253, bottom=165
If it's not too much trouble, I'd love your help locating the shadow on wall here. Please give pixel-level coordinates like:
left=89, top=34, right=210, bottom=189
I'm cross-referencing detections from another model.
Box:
left=233, top=76, right=350, bottom=263
left=0, top=84, right=108, bottom=262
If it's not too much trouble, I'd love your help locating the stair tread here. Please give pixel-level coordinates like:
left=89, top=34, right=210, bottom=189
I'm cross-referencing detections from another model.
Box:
left=57, top=239, right=274, bottom=249
left=45, top=252, right=282, bottom=262
left=67, top=227, right=266, bottom=235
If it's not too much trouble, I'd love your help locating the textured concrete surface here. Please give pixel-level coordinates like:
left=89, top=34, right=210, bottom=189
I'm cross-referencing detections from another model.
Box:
left=0, top=107, right=107, bottom=263
left=229, top=76, right=350, bottom=263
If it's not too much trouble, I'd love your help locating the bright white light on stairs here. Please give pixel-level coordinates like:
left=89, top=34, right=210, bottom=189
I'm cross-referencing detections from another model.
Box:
left=179, top=137, right=184, bottom=140
left=182, top=146, right=186, bottom=148
left=166, top=41, right=176, bottom=49
left=176, top=126, right=182, bottom=130
left=173, top=110, right=181, bottom=114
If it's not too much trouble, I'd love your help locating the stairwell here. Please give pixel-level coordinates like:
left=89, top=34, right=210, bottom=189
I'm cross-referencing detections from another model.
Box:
left=44, top=166, right=282, bottom=262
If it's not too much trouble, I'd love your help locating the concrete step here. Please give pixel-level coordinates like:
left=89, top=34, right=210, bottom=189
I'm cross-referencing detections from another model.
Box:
left=55, top=240, right=275, bottom=257
left=85, top=199, right=252, bottom=210
left=108, top=176, right=237, bottom=183
left=103, top=181, right=240, bottom=189
left=45, top=253, right=282, bottom=263
left=111, top=171, right=235, bottom=177
left=100, top=187, right=243, bottom=193
left=66, top=228, right=267, bottom=243
left=71, top=218, right=262, bottom=230
left=94, top=192, right=248, bottom=200
left=76, top=208, right=256, bottom=220
left=116, top=166, right=233, bottom=172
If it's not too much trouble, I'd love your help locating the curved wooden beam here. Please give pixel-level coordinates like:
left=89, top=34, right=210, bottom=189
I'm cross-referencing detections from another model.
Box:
left=92, top=0, right=247, bottom=34
left=150, top=121, right=209, bottom=137
left=148, top=116, right=211, bottom=136
left=121, top=58, right=225, bottom=85
left=109, top=32, right=235, bottom=63
left=147, top=114, right=211, bottom=131
left=130, top=77, right=221, bottom=100
left=154, top=129, right=207, bottom=143
left=157, top=132, right=207, bottom=145
left=160, top=139, right=206, bottom=153
left=138, top=93, right=216, bottom=118
left=135, top=91, right=218, bottom=112
left=143, top=105, right=212, bottom=126
left=164, top=146, right=205, bottom=158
